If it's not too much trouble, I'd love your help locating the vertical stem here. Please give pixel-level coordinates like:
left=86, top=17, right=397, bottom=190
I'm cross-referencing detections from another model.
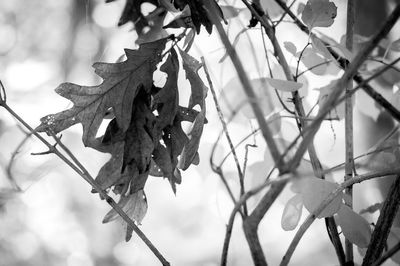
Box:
left=345, top=0, right=355, bottom=263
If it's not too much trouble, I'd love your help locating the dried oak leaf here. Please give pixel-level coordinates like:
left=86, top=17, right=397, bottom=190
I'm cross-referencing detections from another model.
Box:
left=37, top=38, right=169, bottom=149
left=178, top=49, right=208, bottom=170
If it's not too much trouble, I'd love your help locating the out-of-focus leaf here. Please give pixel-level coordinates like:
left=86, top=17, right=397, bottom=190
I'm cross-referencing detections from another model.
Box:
left=0, top=188, right=19, bottom=212
left=359, top=202, right=382, bottom=215
left=221, top=77, right=280, bottom=120
left=298, top=177, right=343, bottom=218
left=301, top=0, right=337, bottom=29
left=311, top=35, right=332, bottom=60
left=387, top=227, right=400, bottom=263
left=183, top=29, right=195, bottom=52
left=219, top=5, right=245, bottom=19
left=260, top=0, right=286, bottom=19
left=266, top=78, right=303, bottom=92
left=297, top=2, right=305, bottom=14
left=318, top=79, right=355, bottom=120
left=298, top=47, right=328, bottom=75
left=37, top=38, right=168, bottom=148
left=337, top=204, right=371, bottom=248
left=281, top=194, right=303, bottom=231
left=284, top=41, right=297, bottom=56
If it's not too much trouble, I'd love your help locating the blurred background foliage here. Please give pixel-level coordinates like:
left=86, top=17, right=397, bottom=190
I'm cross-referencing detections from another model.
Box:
left=0, top=0, right=399, bottom=265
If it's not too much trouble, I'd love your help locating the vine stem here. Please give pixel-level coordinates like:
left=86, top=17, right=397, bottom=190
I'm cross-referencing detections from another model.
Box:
left=344, top=0, right=355, bottom=263
left=0, top=99, right=170, bottom=266
left=280, top=168, right=400, bottom=266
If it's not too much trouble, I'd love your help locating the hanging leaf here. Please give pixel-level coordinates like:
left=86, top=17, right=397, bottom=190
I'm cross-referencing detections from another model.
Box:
left=301, top=0, right=337, bottom=29
left=178, top=49, right=208, bottom=170
left=266, top=78, right=303, bottom=92
left=37, top=37, right=169, bottom=148
left=298, top=177, right=343, bottom=218
left=337, top=204, right=372, bottom=248
left=281, top=194, right=303, bottom=231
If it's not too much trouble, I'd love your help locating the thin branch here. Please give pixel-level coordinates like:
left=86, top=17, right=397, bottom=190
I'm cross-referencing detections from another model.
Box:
left=0, top=100, right=170, bottom=266
left=281, top=167, right=400, bottom=266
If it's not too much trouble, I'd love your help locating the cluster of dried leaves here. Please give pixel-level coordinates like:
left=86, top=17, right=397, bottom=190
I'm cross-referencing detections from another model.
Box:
left=37, top=37, right=208, bottom=232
